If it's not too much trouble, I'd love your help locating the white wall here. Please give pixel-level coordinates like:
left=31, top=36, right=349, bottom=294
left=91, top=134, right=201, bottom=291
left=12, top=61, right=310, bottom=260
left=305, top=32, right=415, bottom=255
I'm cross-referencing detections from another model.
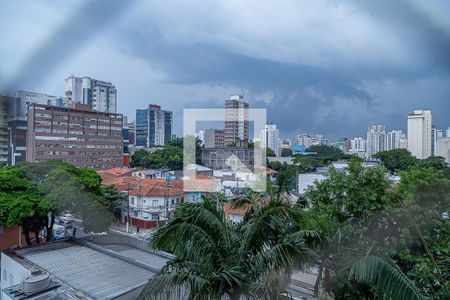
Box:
left=1, top=253, right=31, bottom=299
left=298, top=173, right=327, bottom=195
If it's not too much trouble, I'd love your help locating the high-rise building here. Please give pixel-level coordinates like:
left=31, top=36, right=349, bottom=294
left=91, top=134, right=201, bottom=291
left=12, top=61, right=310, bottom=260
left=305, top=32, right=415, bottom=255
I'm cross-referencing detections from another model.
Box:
left=437, top=129, right=444, bottom=139
left=280, top=138, right=292, bottom=150
left=260, top=123, right=279, bottom=156
left=26, top=103, right=123, bottom=169
left=436, top=139, right=450, bottom=163
left=197, top=130, right=205, bottom=146
left=385, top=130, right=403, bottom=151
left=447, top=127, right=450, bottom=138
left=431, top=126, right=438, bottom=156
left=224, top=95, right=249, bottom=146
left=407, top=109, right=432, bottom=159
left=399, top=133, right=408, bottom=149
left=297, top=133, right=326, bottom=149
left=128, top=121, right=135, bottom=146
left=0, top=96, right=10, bottom=164
left=366, top=125, right=386, bottom=157
left=135, top=104, right=173, bottom=147
left=350, top=137, right=366, bottom=157
left=204, top=129, right=225, bottom=148
left=65, top=75, right=117, bottom=113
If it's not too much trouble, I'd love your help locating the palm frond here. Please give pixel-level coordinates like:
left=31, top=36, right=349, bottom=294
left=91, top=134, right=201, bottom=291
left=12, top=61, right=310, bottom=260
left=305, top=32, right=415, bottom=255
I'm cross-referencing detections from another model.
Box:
left=348, top=254, right=425, bottom=300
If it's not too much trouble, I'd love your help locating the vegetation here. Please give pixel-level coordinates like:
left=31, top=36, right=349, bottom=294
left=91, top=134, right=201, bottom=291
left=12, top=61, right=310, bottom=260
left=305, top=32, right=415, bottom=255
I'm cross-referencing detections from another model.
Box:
left=140, top=192, right=307, bottom=299
left=373, top=148, right=418, bottom=172
left=130, top=137, right=202, bottom=169
left=143, top=158, right=450, bottom=299
left=280, top=148, right=292, bottom=157
left=0, top=161, right=116, bottom=245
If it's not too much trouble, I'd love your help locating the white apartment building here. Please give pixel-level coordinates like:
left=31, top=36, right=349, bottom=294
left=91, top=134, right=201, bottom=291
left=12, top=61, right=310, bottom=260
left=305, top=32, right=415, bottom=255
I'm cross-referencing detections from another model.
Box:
left=385, top=130, right=403, bottom=151
left=447, top=127, right=450, bottom=138
left=436, top=139, right=450, bottom=163
left=350, top=137, right=366, bottom=157
left=297, top=133, right=326, bottom=149
left=366, top=125, right=386, bottom=157
left=407, top=109, right=432, bottom=159
left=65, top=75, right=117, bottom=113
left=261, top=123, right=280, bottom=156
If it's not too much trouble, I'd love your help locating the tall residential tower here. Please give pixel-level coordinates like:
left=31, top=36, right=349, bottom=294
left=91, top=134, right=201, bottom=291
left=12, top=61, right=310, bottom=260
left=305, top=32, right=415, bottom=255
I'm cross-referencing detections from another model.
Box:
left=135, top=104, right=173, bottom=147
left=407, top=109, right=432, bottom=159
left=224, top=95, right=249, bottom=146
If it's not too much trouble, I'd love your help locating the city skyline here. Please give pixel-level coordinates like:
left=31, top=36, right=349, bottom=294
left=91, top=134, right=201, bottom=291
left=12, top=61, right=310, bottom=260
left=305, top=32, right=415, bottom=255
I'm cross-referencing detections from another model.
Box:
left=1, top=1, right=449, bottom=140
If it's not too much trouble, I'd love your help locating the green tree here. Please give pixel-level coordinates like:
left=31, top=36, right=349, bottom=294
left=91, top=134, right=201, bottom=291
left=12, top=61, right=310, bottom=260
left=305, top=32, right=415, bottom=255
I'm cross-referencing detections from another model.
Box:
left=280, top=148, right=292, bottom=157
left=140, top=195, right=307, bottom=299
left=374, top=148, right=418, bottom=173
left=0, top=167, right=50, bottom=245
left=101, top=184, right=124, bottom=217
left=130, top=149, right=150, bottom=167
left=266, top=147, right=276, bottom=157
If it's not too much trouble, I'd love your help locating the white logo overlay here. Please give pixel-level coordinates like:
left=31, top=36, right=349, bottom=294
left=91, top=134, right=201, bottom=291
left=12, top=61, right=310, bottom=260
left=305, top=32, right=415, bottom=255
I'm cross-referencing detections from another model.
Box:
left=183, top=108, right=267, bottom=192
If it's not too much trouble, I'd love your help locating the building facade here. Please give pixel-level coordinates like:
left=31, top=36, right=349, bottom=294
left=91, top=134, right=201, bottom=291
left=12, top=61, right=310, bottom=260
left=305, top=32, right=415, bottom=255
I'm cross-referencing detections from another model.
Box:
left=436, top=139, right=450, bottom=163
left=65, top=75, right=117, bottom=113
left=366, top=125, right=386, bottom=157
left=260, top=123, right=279, bottom=156
left=0, top=96, right=9, bottom=164
left=26, top=103, right=123, bottom=169
left=407, top=109, right=432, bottom=159
left=202, top=147, right=255, bottom=170
left=224, top=95, right=249, bottom=146
left=350, top=137, right=366, bottom=157
left=135, top=104, right=173, bottom=147
left=385, top=130, right=403, bottom=151
left=204, top=129, right=225, bottom=148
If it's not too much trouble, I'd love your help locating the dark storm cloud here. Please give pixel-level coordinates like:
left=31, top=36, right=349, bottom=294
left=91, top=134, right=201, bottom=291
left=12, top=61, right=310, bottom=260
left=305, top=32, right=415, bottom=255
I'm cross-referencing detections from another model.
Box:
left=2, top=0, right=136, bottom=94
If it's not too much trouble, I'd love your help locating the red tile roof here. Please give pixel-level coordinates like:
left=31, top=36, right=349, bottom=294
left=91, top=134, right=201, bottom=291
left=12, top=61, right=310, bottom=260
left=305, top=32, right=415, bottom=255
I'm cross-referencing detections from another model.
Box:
left=223, top=203, right=249, bottom=216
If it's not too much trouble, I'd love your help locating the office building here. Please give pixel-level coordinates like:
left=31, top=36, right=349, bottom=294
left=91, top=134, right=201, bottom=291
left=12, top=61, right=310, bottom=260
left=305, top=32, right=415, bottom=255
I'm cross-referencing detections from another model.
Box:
left=0, top=96, right=9, bottom=164
left=385, top=130, right=403, bottom=151
left=260, top=123, right=279, bottom=156
left=26, top=103, right=123, bottom=169
left=65, top=75, right=117, bottom=113
left=407, top=109, right=432, bottom=159
left=135, top=104, right=173, bottom=147
left=128, top=120, right=135, bottom=146
left=204, top=129, right=225, bottom=148
left=224, top=95, right=249, bottom=146
left=366, top=125, right=386, bottom=157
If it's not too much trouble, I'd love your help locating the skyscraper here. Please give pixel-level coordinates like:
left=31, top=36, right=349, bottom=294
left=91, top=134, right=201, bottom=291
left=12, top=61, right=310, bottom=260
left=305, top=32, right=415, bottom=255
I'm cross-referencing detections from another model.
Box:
left=407, top=109, right=432, bottom=159
left=135, top=104, right=173, bottom=147
left=366, top=125, right=386, bottom=157
left=260, top=123, right=280, bottom=156
left=224, top=95, right=249, bottom=146
left=65, top=75, right=117, bottom=113
left=385, top=130, right=403, bottom=151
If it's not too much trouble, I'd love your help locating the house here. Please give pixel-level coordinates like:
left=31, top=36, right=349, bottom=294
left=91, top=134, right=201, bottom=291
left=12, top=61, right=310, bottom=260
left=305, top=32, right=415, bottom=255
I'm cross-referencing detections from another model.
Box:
left=223, top=203, right=248, bottom=223
left=132, top=168, right=171, bottom=180
left=128, top=179, right=185, bottom=228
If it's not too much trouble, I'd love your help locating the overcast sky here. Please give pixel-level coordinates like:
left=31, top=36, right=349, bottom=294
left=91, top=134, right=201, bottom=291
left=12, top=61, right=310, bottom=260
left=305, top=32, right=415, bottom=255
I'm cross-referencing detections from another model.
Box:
left=1, top=0, right=449, bottom=140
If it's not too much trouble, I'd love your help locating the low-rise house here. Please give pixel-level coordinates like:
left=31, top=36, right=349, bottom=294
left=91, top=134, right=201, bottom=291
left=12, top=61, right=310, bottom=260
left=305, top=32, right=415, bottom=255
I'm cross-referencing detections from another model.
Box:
left=223, top=203, right=248, bottom=223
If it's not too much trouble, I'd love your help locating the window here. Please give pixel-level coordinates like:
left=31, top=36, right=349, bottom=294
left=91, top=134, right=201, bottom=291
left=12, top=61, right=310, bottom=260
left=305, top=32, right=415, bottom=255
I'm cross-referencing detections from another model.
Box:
left=152, top=200, right=158, bottom=208
left=130, top=197, right=135, bottom=205
left=171, top=199, right=175, bottom=205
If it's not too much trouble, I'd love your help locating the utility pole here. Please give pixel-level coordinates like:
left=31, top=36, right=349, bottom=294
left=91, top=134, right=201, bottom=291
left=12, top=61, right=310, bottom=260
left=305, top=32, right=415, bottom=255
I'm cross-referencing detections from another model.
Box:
left=126, top=180, right=131, bottom=233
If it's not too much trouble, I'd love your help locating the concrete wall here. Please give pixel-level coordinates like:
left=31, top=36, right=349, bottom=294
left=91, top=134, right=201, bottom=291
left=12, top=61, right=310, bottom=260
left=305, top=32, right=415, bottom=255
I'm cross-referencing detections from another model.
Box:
left=1, top=253, right=31, bottom=300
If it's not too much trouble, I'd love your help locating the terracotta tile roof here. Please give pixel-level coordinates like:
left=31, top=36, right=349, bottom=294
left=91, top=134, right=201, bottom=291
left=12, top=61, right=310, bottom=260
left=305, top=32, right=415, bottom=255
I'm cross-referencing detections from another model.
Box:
left=129, top=180, right=185, bottom=197
left=223, top=203, right=249, bottom=216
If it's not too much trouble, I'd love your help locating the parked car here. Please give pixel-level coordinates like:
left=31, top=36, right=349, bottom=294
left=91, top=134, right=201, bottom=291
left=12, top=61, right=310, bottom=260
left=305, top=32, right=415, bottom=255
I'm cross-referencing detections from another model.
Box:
left=60, top=219, right=73, bottom=229
left=62, top=213, right=74, bottom=221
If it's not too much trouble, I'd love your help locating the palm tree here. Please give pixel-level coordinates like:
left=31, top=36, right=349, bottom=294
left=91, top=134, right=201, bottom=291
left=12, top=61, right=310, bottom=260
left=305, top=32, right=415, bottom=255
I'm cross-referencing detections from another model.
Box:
left=139, top=194, right=307, bottom=299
